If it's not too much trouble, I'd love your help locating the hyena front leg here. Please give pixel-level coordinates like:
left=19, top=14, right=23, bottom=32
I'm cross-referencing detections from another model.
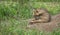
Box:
left=29, top=19, right=49, bottom=24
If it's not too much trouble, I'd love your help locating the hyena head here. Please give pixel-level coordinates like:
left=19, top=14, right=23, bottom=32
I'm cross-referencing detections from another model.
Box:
left=33, top=8, right=48, bottom=16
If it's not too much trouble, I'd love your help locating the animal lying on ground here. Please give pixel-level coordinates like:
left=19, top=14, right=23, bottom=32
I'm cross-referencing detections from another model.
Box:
left=29, top=8, right=51, bottom=24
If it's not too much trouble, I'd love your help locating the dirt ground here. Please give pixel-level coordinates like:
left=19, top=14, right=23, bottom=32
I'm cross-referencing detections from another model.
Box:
left=27, top=14, right=60, bottom=32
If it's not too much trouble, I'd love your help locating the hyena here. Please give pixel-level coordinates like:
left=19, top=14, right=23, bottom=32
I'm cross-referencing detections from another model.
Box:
left=29, top=8, right=51, bottom=24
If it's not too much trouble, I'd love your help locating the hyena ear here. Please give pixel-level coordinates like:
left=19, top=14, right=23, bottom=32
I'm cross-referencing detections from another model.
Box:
left=33, top=8, right=36, bottom=11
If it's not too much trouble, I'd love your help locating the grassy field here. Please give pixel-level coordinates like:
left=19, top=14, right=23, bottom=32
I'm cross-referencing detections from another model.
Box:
left=0, top=1, right=60, bottom=35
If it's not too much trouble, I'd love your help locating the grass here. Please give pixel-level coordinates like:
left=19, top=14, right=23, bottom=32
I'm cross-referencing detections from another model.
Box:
left=30, top=0, right=60, bottom=2
left=0, top=1, right=60, bottom=35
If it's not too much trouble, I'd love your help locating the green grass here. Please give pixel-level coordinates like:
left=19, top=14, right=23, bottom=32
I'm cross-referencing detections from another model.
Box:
left=30, top=2, right=60, bottom=15
left=30, top=0, right=60, bottom=2
left=0, top=1, right=60, bottom=35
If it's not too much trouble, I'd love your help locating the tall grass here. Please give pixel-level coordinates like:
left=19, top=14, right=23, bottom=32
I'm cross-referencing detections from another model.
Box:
left=30, top=2, right=60, bottom=15
left=0, top=1, right=19, bottom=20
left=30, top=0, right=60, bottom=2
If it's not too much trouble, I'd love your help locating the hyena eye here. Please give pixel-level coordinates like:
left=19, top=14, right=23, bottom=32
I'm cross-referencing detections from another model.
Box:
left=36, top=10, right=39, bottom=13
